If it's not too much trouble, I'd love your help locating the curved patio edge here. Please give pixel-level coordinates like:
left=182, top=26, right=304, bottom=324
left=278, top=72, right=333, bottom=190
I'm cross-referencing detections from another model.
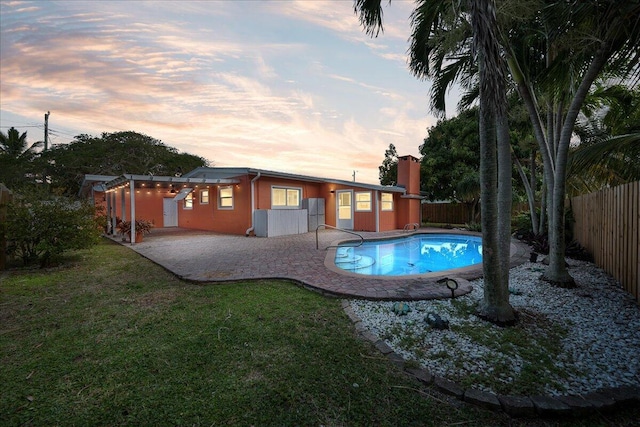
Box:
left=341, top=300, right=640, bottom=418
left=111, top=228, right=531, bottom=301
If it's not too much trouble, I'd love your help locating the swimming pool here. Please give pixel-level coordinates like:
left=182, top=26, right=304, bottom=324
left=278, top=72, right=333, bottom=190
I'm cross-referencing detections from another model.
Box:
left=334, top=234, right=482, bottom=276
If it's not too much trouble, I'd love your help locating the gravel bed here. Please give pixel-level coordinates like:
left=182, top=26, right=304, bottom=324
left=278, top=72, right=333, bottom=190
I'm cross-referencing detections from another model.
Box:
left=348, top=258, right=640, bottom=396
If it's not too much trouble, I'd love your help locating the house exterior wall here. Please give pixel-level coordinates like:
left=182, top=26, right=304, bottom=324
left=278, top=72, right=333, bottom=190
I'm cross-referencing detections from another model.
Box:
left=90, top=154, right=421, bottom=237
left=178, top=177, right=252, bottom=235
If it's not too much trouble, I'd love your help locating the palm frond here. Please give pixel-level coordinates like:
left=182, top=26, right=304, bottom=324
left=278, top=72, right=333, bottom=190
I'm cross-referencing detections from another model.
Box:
left=353, top=0, right=386, bottom=37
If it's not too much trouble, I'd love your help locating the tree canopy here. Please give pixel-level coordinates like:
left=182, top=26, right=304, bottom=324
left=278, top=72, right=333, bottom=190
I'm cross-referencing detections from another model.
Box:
left=0, top=127, right=44, bottom=189
left=419, top=108, right=480, bottom=202
left=42, top=131, right=209, bottom=196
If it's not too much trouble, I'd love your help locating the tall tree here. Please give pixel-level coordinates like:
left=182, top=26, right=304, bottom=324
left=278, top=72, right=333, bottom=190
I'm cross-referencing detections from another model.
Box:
left=504, top=1, right=640, bottom=286
left=420, top=108, right=481, bottom=221
left=360, top=0, right=640, bottom=287
left=355, top=0, right=516, bottom=324
left=42, top=131, right=209, bottom=196
left=0, top=127, right=43, bottom=188
left=379, top=143, right=398, bottom=185
left=470, top=0, right=515, bottom=323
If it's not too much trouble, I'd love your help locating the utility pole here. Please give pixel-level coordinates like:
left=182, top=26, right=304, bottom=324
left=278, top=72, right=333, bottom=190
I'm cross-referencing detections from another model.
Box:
left=44, top=111, right=50, bottom=151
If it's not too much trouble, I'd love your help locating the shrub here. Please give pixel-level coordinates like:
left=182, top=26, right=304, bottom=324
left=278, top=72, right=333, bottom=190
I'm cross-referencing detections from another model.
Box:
left=5, top=194, right=103, bottom=267
left=465, top=222, right=482, bottom=232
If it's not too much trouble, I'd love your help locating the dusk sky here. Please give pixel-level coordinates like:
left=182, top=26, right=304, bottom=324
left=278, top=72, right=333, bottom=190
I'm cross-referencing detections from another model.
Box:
left=1, top=0, right=460, bottom=184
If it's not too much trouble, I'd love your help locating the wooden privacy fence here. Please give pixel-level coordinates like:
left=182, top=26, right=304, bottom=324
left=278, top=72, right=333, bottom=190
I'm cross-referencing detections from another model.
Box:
left=422, top=203, right=470, bottom=224
left=421, top=201, right=530, bottom=225
left=571, top=181, right=639, bottom=303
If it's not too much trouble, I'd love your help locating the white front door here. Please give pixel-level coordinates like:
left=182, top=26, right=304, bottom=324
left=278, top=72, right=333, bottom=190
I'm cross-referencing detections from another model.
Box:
left=336, top=190, right=354, bottom=230
left=163, top=198, right=178, bottom=227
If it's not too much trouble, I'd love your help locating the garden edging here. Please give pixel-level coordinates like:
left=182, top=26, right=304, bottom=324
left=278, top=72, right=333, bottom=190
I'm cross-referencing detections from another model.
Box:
left=342, top=301, right=640, bottom=418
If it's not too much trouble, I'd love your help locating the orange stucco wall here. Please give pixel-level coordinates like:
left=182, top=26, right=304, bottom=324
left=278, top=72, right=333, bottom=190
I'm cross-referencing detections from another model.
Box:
left=178, top=178, right=252, bottom=234
left=94, top=157, right=421, bottom=236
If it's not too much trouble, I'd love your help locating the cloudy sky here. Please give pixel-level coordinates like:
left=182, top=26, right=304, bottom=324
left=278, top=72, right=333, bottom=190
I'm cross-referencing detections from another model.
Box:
left=0, top=0, right=459, bottom=184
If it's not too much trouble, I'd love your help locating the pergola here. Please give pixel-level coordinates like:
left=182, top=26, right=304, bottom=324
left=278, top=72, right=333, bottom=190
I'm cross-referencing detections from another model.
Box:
left=102, top=174, right=240, bottom=243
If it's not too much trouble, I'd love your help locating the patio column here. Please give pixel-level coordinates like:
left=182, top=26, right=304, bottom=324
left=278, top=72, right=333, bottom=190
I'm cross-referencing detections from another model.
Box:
left=121, top=186, right=127, bottom=221
left=129, top=179, right=136, bottom=243
left=105, top=190, right=111, bottom=234
left=375, top=190, right=380, bottom=232
left=111, top=191, right=117, bottom=235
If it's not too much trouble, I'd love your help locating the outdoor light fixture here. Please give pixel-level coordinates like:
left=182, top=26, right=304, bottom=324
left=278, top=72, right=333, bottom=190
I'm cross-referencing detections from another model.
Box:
left=330, top=190, right=335, bottom=194
left=437, top=277, right=459, bottom=299
left=170, top=185, right=176, bottom=194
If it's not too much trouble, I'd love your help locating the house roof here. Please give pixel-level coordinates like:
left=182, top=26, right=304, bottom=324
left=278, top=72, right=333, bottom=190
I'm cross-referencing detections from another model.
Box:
left=183, top=167, right=408, bottom=193
left=78, top=173, right=240, bottom=197
left=81, top=166, right=411, bottom=197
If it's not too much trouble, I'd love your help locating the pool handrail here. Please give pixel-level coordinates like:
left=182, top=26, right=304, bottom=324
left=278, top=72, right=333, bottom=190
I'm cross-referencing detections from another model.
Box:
left=315, top=224, right=364, bottom=250
left=403, top=223, right=420, bottom=232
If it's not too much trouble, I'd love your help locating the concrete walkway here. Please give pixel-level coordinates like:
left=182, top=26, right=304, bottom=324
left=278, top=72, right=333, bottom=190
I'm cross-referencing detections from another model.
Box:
left=117, top=227, right=529, bottom=300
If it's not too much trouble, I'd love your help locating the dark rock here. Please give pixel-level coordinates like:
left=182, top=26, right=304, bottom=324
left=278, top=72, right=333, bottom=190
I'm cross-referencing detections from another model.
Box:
left=464, top=388, right=501, bottom=411
left=405, top=367, right=433, bottom=384
left=386, top=351, right=405, bottom=367
left=374, top=340, right=394, bottom=355
left=556, top=395, right=594, bottom=415
left=392, top=302, right=411, bottom=315
left=498, top=395, right=536, bottom=418
left=582, top=391, right=616, bottom=412
left=424, top=312, right=449, bottom=330
left=530, top=395, right=571, bottom=417
left=598, top=385, right=640, bottom=407
left=359, top=330, right=378, bottom=343
left=433, top=376, right=464, bottom=398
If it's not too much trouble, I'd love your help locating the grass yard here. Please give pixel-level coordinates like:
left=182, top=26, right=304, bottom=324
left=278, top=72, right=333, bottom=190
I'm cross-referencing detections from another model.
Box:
left=1, top=239, right=638, bottom=426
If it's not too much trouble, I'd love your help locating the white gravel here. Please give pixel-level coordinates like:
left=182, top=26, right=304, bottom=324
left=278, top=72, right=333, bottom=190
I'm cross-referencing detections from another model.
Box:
left=348, top=258, right=640, bottom=396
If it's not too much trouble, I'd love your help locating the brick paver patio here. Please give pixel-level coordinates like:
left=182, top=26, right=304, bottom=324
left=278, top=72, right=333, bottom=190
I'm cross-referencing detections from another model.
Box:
left=117, top=227, right=529, bottom=300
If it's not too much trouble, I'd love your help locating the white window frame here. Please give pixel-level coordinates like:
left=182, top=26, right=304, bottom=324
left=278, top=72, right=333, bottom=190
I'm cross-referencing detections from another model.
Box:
left=381, top=192, right=394, bottom=211
left=200, top=189, right=209, bottom=205
left=218, top=186, right=234, bottom=210
left=271, top=186, right=302, bottom=209
left=184, top=192, right=193, bottom=210
left=355, top=191, right=372, bottom=212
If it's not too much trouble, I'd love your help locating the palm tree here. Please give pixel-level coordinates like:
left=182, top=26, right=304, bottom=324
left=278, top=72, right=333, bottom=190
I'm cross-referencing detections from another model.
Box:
left=504, top=1, right=640, bottom=286
left=355, top=0, right=516, bottom=324
left=0, top=127, right=43, bottom=188
left=358, top=0, right=640, bottom=288
left=0, top=127, right=42, bottom=160
left=569, top=86, right=640, bottom=194
left=470, top=0, right=515, bottom=324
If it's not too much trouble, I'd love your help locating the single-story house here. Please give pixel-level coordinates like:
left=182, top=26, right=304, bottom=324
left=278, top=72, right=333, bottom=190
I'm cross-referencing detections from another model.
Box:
left=80, top=155, right=422, bottom=242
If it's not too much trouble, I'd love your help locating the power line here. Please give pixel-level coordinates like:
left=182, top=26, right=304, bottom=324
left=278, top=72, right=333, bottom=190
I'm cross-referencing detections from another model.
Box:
left=0, top=125, right=43, bottom=128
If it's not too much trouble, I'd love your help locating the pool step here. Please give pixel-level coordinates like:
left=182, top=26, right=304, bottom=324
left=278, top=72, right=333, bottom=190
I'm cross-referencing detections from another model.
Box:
left=336, top=255, right=375, bottom=271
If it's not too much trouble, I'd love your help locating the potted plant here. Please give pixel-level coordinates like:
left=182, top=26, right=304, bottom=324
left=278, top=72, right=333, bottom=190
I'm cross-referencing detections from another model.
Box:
left=116, top=219, right=154, bottom=242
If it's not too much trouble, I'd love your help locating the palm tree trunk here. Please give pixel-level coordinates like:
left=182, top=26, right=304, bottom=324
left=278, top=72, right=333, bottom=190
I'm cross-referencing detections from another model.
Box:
left=473, top=0, right=515, bottom=325
left=542, top=40, right=612, bottom=286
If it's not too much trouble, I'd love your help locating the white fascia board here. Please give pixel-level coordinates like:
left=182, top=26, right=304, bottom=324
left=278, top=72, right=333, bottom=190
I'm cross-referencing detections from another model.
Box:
left=172, top=187, right=193, bottom=201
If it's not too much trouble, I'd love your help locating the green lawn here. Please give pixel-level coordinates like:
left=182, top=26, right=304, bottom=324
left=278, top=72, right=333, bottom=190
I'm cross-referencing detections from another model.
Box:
left=1, top=240, right=637, bottom=426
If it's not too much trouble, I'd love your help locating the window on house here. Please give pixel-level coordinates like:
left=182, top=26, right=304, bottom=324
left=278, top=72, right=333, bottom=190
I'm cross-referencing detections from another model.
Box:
left=184, top=193, right=193, bottom=209
left=271, top=186, right=301, bottom=209
left=218, top=186, right=233, bottom=209
left=200, top=189, right=209, bottom=204
left=355, top=191, right=372, bottom=211
left=381, top=192, right=394, bottom=211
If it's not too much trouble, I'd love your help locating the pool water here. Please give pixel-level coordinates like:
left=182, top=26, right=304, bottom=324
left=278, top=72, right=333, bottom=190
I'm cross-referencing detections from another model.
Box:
left=334, top=234, right=482, bottom=276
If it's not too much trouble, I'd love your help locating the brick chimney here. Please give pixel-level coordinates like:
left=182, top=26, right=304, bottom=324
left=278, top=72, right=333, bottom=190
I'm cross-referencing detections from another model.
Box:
left=397, top=155, right=420, bottom=195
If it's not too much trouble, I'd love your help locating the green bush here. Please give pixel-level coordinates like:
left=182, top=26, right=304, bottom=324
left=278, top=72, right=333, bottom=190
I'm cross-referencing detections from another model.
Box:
left=5, top=194, right=103, bottom=267
left=464, top=221, right=482, bottom=232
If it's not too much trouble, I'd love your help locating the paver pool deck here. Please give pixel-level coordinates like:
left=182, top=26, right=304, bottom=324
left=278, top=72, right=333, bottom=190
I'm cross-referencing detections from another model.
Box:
left=117, top=227, right=529, bottom=300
